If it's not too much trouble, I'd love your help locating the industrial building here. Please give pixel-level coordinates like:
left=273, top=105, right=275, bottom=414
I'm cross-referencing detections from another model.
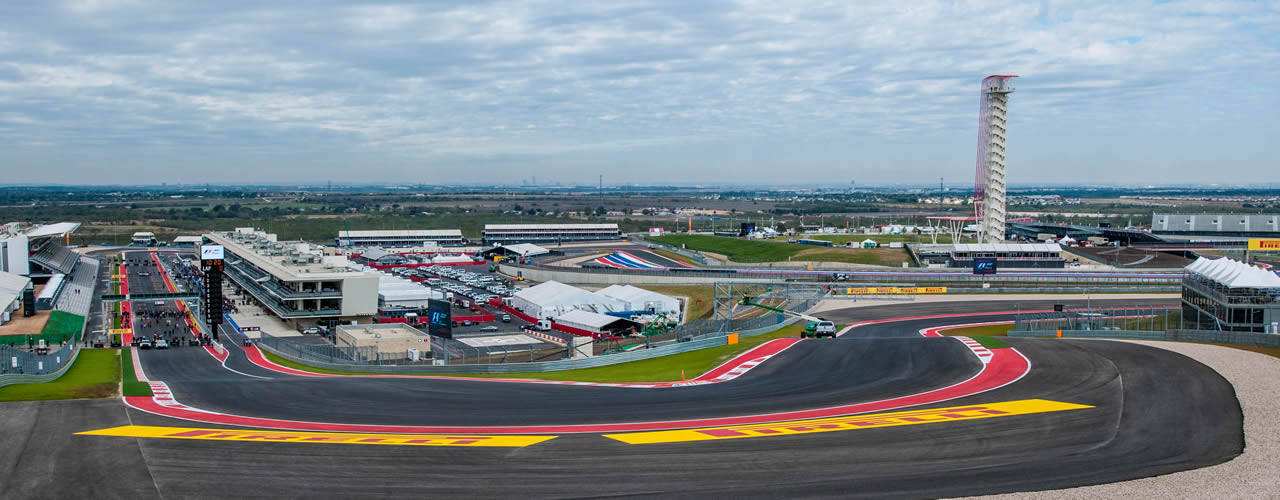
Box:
left=915, top=243, right=1064, bottom=269
left=0, top=272, right=33, bottom=325
left=1181, top=257, right=1280, bottom=333
left=204, top=228, right=380, bottom=328
left=353, top=248, right=411, bottom=267
left=131, top=232, right=158, bottom=246
left=333, top=323, right=430, bottom=362
left=482, top=224, right=622, bottom=246
left=172, top=236, right=204, bottom=248
left=1152, top=213, right=1280, bottom=237
left=336, top=229, right=465, bottom=248
left=481, top=243, right=551, bottom=261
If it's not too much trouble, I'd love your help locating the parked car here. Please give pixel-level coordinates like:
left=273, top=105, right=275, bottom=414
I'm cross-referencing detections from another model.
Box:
left=501, top=314, right=511, bottom=323
left=138, top=338, right=153, bottom=349
left=154, top=339, right=169, bottom=349
left=302, top=327, right=321, bottom=335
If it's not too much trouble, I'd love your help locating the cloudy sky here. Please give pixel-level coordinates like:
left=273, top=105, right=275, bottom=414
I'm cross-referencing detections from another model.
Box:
left=1, top=1, right=1277, bottom=186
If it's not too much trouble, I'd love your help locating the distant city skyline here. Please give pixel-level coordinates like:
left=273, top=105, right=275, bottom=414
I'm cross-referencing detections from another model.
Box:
left=1, top=1, right=1276, bottom=185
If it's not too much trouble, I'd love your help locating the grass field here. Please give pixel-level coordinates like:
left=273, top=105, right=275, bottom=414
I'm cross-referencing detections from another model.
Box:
left=648, top=234, right=806, bottom=263
left=0, top=349, right=119, bottom=402
left=649, top=248, right=702, bottom=267
left=808, top=234, right=960, bottom=245
left=261, top=323, right=813, bottom=382
left=794, top=248, right=911, bottom=266
left=936, top=323, right=1014, bottom=337
left=634, top=285, right=714, bottom=320
left=0, top=310, right=86, bottom=346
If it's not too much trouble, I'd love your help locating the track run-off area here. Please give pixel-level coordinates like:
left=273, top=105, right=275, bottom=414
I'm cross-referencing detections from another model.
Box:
left=0, top=295, right=1246, bottom=498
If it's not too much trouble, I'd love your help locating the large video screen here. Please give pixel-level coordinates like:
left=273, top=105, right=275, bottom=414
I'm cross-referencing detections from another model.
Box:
left=427, top=299, right=452, bottom=339
left=973, top=258, right=998, bottom=275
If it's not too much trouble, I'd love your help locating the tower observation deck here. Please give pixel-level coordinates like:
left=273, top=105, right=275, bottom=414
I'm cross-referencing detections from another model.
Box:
left=974, top=75, right=1017, bottom=243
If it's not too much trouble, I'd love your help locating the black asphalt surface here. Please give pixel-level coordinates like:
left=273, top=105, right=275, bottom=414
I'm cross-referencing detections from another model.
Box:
left=0, top=293, right=1242, bottom=498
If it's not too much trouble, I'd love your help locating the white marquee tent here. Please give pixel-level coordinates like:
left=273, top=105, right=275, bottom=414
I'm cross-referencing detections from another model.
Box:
left=509, top=280, right=626, bottom=319
left=1185, top=257, right=1280, bottom=289
left=595, top=285, right=681, bottom=318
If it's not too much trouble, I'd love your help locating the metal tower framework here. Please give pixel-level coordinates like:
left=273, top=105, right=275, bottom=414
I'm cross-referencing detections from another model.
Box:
left=974, top=75, right=1017, bottom=243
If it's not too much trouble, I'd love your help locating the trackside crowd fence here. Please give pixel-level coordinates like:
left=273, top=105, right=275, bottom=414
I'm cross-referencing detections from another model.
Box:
left=1010, top=329, right=1280, bottom=349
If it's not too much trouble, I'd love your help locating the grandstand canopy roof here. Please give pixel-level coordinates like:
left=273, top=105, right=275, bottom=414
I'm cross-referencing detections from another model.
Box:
left=339, top=230, right=462, bottom=238
left=485, top=224, right=618, bottom=231
left=26, top=222, right=80, bottom=238
left=173, top=236, right=204, bottom=243
left=1185, top=257, right=1280, bottom=289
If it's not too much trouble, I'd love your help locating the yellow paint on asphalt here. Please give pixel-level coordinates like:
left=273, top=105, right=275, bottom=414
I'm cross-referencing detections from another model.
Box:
left=77, top=426, right=556, bottom=447
left=604, top=399, right=1093, bottom=444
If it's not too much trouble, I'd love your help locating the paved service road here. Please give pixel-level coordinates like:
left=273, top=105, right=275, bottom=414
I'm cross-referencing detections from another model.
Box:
left=0, top=298, right=1242, bottom=498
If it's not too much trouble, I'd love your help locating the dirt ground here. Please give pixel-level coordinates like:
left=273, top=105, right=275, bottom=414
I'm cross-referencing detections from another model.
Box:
left=0, top=309, right=50, bottom=336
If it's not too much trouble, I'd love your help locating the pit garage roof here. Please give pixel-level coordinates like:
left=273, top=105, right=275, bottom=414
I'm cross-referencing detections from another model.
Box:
left=26, top=222, right=80, bottom=238
left=1185, top=257, right=1280, bottom=289
left=173, top=236, right=204, bottom=244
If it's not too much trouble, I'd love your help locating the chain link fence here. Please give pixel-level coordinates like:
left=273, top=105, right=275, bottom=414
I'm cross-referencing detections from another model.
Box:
left=1013, top=306, right=1180, bottom=332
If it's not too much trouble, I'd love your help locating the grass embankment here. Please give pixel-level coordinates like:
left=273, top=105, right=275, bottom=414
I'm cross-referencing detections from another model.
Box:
left=0, top=349, right=120, bottom=402
left=260, top=324, right=812, bottom=382
left=120, top=348, right=152, bottom=397
left=0, top=310, right=85, bottom=346
left=633, top=285, right=714, bottom=320
left=649, top=234, right=909, bottom=265
left=937, top=324, right=1014, bottom=337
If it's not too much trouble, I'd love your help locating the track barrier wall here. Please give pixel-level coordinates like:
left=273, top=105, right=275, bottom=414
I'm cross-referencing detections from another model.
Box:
left=1010, top=329, right=1280, bottom=348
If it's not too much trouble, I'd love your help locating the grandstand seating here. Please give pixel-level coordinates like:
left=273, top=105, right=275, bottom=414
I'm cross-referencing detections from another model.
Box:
left=29, top=241, right=80, bottom=274
left=53, top=256, right=98, bottom=317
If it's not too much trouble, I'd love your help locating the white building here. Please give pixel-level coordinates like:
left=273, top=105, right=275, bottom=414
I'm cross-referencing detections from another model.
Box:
left=508, top=280, right=626, bottom=320
left=0, top=271, right=33, bottom=325
left=595, top=285, right=681, bottom=318
left=205, top=228, right=380, bottom=327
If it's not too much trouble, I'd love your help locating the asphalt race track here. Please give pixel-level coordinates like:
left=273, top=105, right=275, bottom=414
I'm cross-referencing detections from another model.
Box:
left=0, top=285, right=1243, bottom=498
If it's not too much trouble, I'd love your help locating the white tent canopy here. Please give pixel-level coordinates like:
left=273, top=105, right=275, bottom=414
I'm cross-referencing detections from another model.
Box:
left=595, top=285, right=680, bottom=318
left=1185, top=257, right=1280, bottom=289
left=509, top=280, right=626, bottom=319
left=553, top=309, right=639, bottom=333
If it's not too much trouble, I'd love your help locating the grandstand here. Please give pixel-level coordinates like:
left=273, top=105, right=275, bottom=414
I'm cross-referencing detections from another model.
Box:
left=54, top=256, right=99, bottom=317
left=1181, top=257, right=1280, bottom=333
left=337, top=229, right=465, bottom=248
left=1153, top=213, right=1280, bottom=237
left=482, top=224, right=622, bottom=246
left=915, top=243, right=1065, bottom=269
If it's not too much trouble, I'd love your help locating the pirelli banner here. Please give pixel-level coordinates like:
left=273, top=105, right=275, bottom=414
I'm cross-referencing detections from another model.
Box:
left=1248, top=239, right=1280, bottom=251
left=846, top=287, right=947, bottom=295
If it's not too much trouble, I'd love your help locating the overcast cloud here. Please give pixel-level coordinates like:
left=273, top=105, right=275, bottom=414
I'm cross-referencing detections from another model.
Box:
left=1, top=0, right=1277, bottom=186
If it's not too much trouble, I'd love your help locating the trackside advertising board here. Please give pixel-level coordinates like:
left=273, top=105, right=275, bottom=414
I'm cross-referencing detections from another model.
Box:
left=1248, top=239, right=1280, bottom=251
left=973, top=258, right=997, bottom=275
left=846, top=287, right=947, bottom=294
left=427, top=299, right=452, bottom=339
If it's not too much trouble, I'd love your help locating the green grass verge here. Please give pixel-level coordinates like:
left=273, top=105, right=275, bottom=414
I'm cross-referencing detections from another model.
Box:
left=796, top=248, right=910, bottom=266
left=260, top=324, right=813, bottom=382
left=649, top=248, right=702, bottom=267
left=808, top=234, right=960, bottom=245
left=120, top=348, right=152, bottom=397
left=936, top=324, right=1014, bottom=337
left=968, top=336, right=1010, bottom=349
left=648, top=234, right=805, bottom=263
left=0, top=349, right=120, bottom=402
